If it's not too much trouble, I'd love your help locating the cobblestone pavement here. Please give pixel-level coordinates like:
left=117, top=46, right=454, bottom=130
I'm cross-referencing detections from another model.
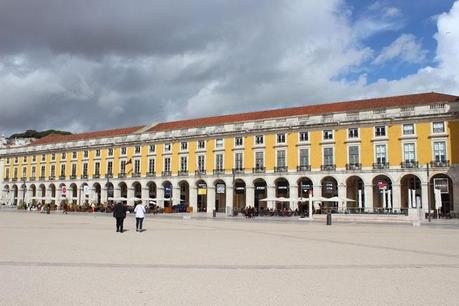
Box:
left=1, top=211, right=459, bottom=305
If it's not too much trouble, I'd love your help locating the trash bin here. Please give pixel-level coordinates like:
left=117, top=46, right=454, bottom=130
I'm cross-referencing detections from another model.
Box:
left=326, top=212, right=332, bottom=225
left=213, top=209, right=216, bottom=218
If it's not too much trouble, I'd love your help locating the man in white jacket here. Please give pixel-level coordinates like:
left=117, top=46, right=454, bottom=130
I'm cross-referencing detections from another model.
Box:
left=134, top=202, right=146, bottom=232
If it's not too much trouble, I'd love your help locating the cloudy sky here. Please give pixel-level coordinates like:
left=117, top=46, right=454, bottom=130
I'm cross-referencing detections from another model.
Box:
left=1, top=0, right=458, bottom=135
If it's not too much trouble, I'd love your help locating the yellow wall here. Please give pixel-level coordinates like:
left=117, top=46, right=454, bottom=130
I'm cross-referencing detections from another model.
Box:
left=287, top=132, right=297, bottom=170
left=449, top=121, right=459, bottom=164
left=388, top=125, right=401, bottom=166
left=310, top=130, right=322, bottom=169
left=265, top=134, right=275, bottom=170
left=335, top=129, right=346, bottom=167
left=416, top=122, right=432, bottom=164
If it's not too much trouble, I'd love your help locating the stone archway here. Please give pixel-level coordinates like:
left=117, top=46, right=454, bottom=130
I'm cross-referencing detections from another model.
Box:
left=372, top=175, right=393, bottom=210
left=93, top=183, right=101, bottom=204
left=214, top=180, right=226, bottom=212
left=162, top=181, right=172, bottom=207
left=400, top=174, right=422, bottom=210
left=346, top=176, right=365, bottom=211
left=253, top=178, right=267, bottom=210
left=275, top=177, right=290, bottom=210
left=178, top=180, right=190, bottom=207
left=196, top=180, right=207, bottom=212
left=430, top=174, right=454, bottom=215
left=233, top=179, right=246, bottom=211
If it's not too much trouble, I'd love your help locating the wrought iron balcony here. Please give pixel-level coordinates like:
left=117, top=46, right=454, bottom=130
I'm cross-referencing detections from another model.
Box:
left=232, top=168, right=245, bottom=174
left=178, top=170, right=189, bottom=176
left=132, top=172, right=141, bottom=178
left=59, top=175, right=66, bottom=180
left=213, top=169, right=225, bottom=175
left=297, top=165, right=311, bottom=172
left=346, top=163, right=361, bottom=170
left=81, top=174, right=88, bottom=180
left=274, top=166, right=287, bottom=173
left=39, top=176, right=46, bottom=181
left=11, top=177, right=18, bottom=182
left=92, top=174, right=100, bottom=179
left=195, top=170, right=206, bottom=176
left=320, top=164, right=336, bottom=171
left=29, top=176, right=36, bottom=181
left=118, top=173, right=126, bottom=178
left=48, top=176, right=55, bottom=181
left=372, top=162, right=389, bottom=169
left=252, top=167, right=266, bottom=173
left=401, top=161, right=419, bottom=169
left=146, top=172, right=156, bottom=177
left=430, top=160, right=450, bottom=168
left=105, top=173, right=113, bottom=179
left=70, top=175, right=77, bottom=180
left=3, top=177, right=9, bottom=182
left=21, top=177, right=27, bottom=181
left=162, top=171, right=171, bottom=177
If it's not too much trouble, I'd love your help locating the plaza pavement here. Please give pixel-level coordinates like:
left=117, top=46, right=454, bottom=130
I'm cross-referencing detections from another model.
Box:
left=1, top=211, right=459, bottom=306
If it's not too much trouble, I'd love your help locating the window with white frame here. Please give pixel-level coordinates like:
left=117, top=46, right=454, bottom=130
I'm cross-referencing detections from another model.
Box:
left=375, top=126, right=386, bottom=137
left=41, top=165, right=45, bottom=177
left=61, top=152, right=66, bottom=159
left=215, top=138, right=224, bottom=148
left=148, top=158, right=155, bottom=173
left=95, top=149, right=100, bottom=157
left=235, top=152, right=243, bottom=170
left=255, top=151, right=264, bottom=169
left=13, top=167, right=18, bottom=178
left=432, top=122, right=445, bottom=133
left=121, top=147, right=127, bottom=155
left=375, top=144, right=387, bottom=164
left=235, top=136, right=243, bottom=147
left=180, top=142, right=188, bottom=151
left=120, top=160, right=126, bottom=174
left=348, top=145, right=359, bottom=164
left=107, top=161, right=113, bottom=175
left=108, top=148, right=113, bottom=156
left=23, top=156, right=27, bottom=162
left=22, top=167, right=26, bottom=178
left=197, top=140, right=206, bottom=149
left=31, top=166, right=36, bottom=177
left=42, top=154, right=46, bottom=162
left=277, top=133, right=286, bottom=144
left=135, top=145, right=141, bottom=154
left=433, top=141, right=447, bottom=162
left=83, top=151, right=89, bottom=158
left=299, top=148, right=309, bottom=166
left=5, top=168, right=9, bottom=178
left=164, top=157, right=171, bottom=172
left=51, top=153, right=56, bottom=161
left=71, top=164, right=77, bottom=176
left=255, top=135, right=264, bottom=145
left=403, top=143, right=416, bottom=163
left=94, top=162, right=100, bottom=175
left=50, top=165, right=55, bottom=177
left=323, top=147, right=334, bottom=165
left=32, top=155, right=36, bottom=162
left=276, top=150, right=286, bottom=167
left=403, top=124, right=415, bottom=135
left=149, top=144, right=156, bottom=153
left=323, top=130, right=333, bottom=140
left=60, top=164, right=66, bottom=176
left=299, top=132, right=309, bottom=142
left=348, top=128, right=359, bottom=139
left=83, top=163, right=88, bottom=176
left=14, top=157, right=18, bottom=164
left=180, top=156, right=187, bottom=172
left=134, top=160, right=141, bottom=174
left=197, top=155, right=205, bottom=171
left=72, top=151, right=77, bottom=159
left=164, top=143, right=171, bottom=152
left=215, top=154, right=224, bottom=171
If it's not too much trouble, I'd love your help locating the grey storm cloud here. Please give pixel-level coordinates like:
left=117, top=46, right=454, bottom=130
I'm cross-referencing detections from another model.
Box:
left=0, top=0, right=458, bottom=135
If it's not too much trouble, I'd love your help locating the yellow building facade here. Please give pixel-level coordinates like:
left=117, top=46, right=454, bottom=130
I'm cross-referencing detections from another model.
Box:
left=1, top=92, right=458, bottom=215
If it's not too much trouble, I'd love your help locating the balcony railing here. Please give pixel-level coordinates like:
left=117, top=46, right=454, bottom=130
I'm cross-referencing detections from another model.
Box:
left=59, top=175, right=66, bottom=180
left=162, top=171, right=171, bottom=177
left=92, top=174, right=100, bottom=179
left=297, top=165, right=311, bottom=172
left=132, top=172, right=141, bottom=178
left=252, top=167, right=266, bottom=173
left=346, top=163, right=361, bottom=170
left=105, top=173, right=113, bottom=179
left=195, top=170, right=206, bottom=176
left=213, top=169, right=225, bottom=175
left=3, top=177, right=9, bottom=182
left=39, top=176, right=46, bottom=181
left=274, top=166, right=287, bottom=173
left=146, top=172, right=156, bottom=177
left=320, top=164, right=336, bottom=171
left=118, top=173, right=126, bottom=178
left=12, top=177, right=18, bottom=182
left=178, top=170, right=189, bottom=176
left=430, top=160, right=450, bottom=168
left=70, top=175, right=77, bottom=180
left=21, top=177, right=27, bottom=181
left=401, top=161, right=419, bottom=169
left=49, top=176, right=55, bottom=181
left=81, top=174, right=88, bottom=180
left=372, top=162, right=389, bottom=169
left=232, top=168, right=245, bottom=174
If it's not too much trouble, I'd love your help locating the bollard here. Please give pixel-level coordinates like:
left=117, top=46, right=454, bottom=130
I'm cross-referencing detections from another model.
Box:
left=213, top=209, right=216, bottom=218
left=326, top=212, right=332, bottom=225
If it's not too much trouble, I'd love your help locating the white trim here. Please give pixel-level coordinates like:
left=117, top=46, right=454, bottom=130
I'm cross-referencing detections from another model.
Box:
left=275, top=148, right=287, bottom=168
left=401, top=141, right=416, bottom=163
left=214, top=152, right=225, bottom=171
left=253, top=149, right=265, bottom=169
left=321, top=145, right=334, bottom=165
left=347, top=143, right=360, bottom=165
left=196, top=154, right=206, bottom=171
left=373, top=142, right=388, bottom=165
left=297, top=146, right=310, bottom=167
left=233, top=151, right=244, bottom=170
left=431, top=139, right=448, bottom=162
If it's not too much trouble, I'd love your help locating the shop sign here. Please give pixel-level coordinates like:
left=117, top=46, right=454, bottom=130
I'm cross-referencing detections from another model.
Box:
left=235, top=186, right=245, bottom=193
left=277, top=186, right=288, bottom=190
left=325, top=182, right=334, bottom=191
left=83, top=185, right=90, bottom=195
left=377, top=181, right=387, bottom=190
left=434, top=178, right=449, bottom=193
left=198, top=188, right=207, bottom=195
left=216, top=184, right=225, bottom=194
left=255, top=186, right=266, bottom=190
left=61, top=186, right=67, bottom=196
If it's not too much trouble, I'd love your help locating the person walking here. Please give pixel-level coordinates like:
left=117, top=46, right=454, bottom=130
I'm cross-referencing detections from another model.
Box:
left=134, top=202, right=146, bottom=232
left=113, top=202, right=127, bottom=233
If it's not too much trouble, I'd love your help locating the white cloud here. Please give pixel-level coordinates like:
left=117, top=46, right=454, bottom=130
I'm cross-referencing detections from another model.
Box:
left=372, top=34, right=428, bottom=65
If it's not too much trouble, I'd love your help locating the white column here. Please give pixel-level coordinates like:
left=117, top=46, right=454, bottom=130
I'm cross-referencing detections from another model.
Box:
left=127, top=187, right=134, bottom=206
left=246, top=186, right=254, bottom=208
left=142, top=187, right=149, bottom=203
left=226, top=186, right=233, bottom=214
left=392, top=184, right=401, bottom=212
left=421, top=182, right=429, bottom=213
left=101, top=186, right=107, bottom=204
left=388, top=190, right=392, bottom=209
left=453, top=176, right=459, bottom=213
left=190, top=187, right=197, bottom=213
left=364, top=184, right=373, bottom=212
left=207, top=186, right=215, bottom=214
left=338, top=183, right=347, bottom=211
left=358, top=189, right=363, bottom=209
left=114, top=187, right=121, bottom=199
left=267, top=185, right=275, bottom=210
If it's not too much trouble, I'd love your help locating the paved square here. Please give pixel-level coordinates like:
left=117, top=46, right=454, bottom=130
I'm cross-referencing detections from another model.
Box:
left=1, top=211, right=459, bottom=305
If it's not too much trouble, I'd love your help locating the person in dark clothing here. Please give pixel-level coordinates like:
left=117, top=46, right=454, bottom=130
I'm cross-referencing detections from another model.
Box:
left=113, top=202, right=127, bottom=233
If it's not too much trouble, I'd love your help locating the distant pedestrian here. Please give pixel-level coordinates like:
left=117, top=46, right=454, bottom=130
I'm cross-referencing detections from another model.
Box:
left=113, top=202, right=127, bottom=233
left=134, top=202, right=146, bottom=232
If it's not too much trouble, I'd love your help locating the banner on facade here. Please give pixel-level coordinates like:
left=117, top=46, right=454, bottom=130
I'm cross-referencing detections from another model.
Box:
left=377, top=181, right=387, bottom=190
left=83, top=185, right=90, bottom=195
left=434, top=178, right=448, bottom=193
left=216, top=184, right=225, bottom=194
left=61, top=186, right=67, bottom=197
